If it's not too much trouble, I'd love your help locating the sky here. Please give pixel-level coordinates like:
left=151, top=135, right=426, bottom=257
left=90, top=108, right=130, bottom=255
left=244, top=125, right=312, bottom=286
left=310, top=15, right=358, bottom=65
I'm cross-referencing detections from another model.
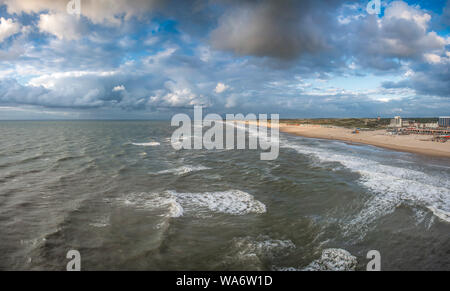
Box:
left=0, top=0, right=449, bottom=120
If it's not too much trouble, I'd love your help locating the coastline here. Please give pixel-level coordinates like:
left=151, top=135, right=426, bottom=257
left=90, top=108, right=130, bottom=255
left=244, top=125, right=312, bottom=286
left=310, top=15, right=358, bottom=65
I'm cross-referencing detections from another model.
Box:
left=239, top=121, right=450, bottom=158
left=280, top=124, right=450, bottom=158
left=280, top=125, right=450, bottom=158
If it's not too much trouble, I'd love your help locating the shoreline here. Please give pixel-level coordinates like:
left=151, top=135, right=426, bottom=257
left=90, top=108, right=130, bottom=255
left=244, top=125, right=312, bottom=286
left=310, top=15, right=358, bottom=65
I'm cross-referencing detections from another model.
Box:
left=279, top=124, right=450, bottom=159
left=238, top=121, right=450, bottom=158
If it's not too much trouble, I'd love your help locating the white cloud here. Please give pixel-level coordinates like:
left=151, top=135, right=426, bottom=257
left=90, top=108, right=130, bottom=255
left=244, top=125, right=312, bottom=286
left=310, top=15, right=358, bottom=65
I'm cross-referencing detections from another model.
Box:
left=423, top=53, right=441, bottom=64
left=337, top=14, right=364, bottom=25
left=354, top=1, right=447, bottom=67
left=38, top=13, right=83, bottom=40
left=214, top=82, right=228, bottom=94
left=113, top=85, right=126, bottom=92
left=0, top=17, right=21, bottom=42
left=28, top=70, right=118, bottom=88
left=148, top=81, right=209, bottom=108
left=1, top=0, right=162, bottom=25
left=384, top=1, right=431, bottom=31
left=144, top=47, right=177, bottom=65
left=404, top=69, right=414, bottom=77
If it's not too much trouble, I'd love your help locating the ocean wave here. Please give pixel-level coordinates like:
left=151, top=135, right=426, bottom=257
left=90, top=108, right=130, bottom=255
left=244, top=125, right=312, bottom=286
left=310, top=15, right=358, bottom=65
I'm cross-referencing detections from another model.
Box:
left=283, top=140, right=450, bottom=237
left=168, top=190, right=266, bottom=215
left=302, top=248, right=357, bottom=271
left=117, top=192, right=183, bottom=218
left=427, top=206, right=450, bottom=223
left=274, top=248, right=357, bottom=271
left=223, top=235, right=295, bottom=270
left=117, top=189, right=265, bottom=217
left=154, top=165, right=211, bottom=176
left=233, top=236, right=296, bottom=258
left=131, top=142, right=160, bottom=146
left=232, top=121, right=280, bottom=144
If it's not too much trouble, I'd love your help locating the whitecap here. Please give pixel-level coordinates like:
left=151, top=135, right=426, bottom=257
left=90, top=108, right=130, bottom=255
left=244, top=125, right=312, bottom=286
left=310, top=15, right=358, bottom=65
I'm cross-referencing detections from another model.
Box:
left=117, top=189, right=265, bottom=217
left=154, top=165, right=210, bottom=176
left=117, top=192, right=183, bottom=218
left=282, top=140, right=450, bottom=237
left=427, top=206, right=450, bottom=223
left=168, top=189, right=266, bottom=215
left=274, top=248, right=357, bottom=271
left=131, top=142, right=160, bottom=146
left=232, top=236, right=296, bottom=258
left=302, top=248, right=357, bottom=271
left=223, top=235, right=295, bottom=270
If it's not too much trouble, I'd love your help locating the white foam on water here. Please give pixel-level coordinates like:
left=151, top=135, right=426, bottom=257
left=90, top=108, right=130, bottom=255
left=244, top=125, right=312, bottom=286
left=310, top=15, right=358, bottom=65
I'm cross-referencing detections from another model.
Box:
left=273, top=267, right=300, bottom=271
left=155, top=165, right=211, bottom=176
left=225, top=235, right=295, bottom=270
left=167, top=199, right=184, bottom=218
left=274, top=248, right=357, bottom=271
left=131, top=142, right=160, bottom=146
left=230, top=121, right=281, bottom=145
left=303, top=248, right=357, bottom=271
left=427, top=206, right=450, bottom=222
left=233, top=236, right=296, bottom=257
left=168, top=189, right=266, bottom=215
left=118, top=192, right=183, bottom=218
left=117, top=189, right=264, bottom=217
left=282, top=140, right=450, bottom=237
left=89, top=215, right=110, bottom=228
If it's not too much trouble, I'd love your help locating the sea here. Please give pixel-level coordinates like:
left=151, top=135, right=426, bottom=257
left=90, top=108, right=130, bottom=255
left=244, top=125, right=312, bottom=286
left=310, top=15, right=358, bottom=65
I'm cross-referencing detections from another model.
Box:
left=0, top=121, right=449, bottom=270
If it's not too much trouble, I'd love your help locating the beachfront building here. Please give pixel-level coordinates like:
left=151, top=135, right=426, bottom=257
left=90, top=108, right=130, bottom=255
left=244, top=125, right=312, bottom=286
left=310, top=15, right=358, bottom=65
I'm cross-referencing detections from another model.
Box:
left=426, top=123, right=439, bottom=128
left=414, top=122, right=439, bottom=129
left=390, top=116, right=402, bottom=128
left=402, top=120, right=413, bottom=127
left=439, top=117, right=450, bottom=128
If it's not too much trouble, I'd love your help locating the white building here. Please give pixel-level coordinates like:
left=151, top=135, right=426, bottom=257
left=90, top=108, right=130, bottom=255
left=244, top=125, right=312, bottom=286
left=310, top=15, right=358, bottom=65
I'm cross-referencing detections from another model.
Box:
left=425, top=123, right=439, bottom=128
left=390, top=116, right=402, bottom=128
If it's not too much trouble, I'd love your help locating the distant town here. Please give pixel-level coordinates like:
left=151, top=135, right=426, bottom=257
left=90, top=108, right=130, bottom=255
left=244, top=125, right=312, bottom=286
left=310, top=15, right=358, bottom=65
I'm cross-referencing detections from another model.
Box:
left=387, top=116, right=450, bottom=142
left=280, top=116, right=450, bottom=143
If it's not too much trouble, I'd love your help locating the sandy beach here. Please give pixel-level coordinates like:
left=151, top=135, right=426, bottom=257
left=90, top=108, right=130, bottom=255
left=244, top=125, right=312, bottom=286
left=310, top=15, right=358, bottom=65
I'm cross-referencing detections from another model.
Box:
left=280, top=124, right=450, bottom=158
left=241, top=121, right=450, bottom=158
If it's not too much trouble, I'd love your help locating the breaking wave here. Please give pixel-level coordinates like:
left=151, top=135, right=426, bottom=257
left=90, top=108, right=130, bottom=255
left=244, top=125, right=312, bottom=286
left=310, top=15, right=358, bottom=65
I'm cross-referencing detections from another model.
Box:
left=131, top=142, right=160, bottom=146
left=116, top=189, right=266, bottom=217
left=116, top=192, right=183, bottom=218
left=168, top=190, right=266, bottom=215
left=223, top=235, right=295, bottom=270
left=274, top=248, right=357, bottom=271
left=155, top=165, right=211, bottom=176
left=282, top=139, right=450, bottom=238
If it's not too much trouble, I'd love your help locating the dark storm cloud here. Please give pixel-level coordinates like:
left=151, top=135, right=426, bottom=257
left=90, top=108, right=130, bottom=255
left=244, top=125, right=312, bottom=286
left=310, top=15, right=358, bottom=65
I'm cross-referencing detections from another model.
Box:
left=210, top=0, right=347, bottom=59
